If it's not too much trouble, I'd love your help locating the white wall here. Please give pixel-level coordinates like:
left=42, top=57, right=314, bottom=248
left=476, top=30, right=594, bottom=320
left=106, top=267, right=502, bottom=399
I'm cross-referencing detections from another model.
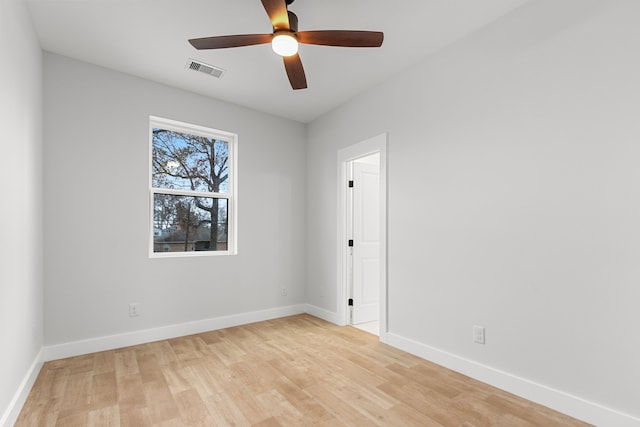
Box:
left=0, top=0, right=44, bottom=424
left=307, top=0, right=640, bottom=423
left=43, top=53, right=307, bottom=347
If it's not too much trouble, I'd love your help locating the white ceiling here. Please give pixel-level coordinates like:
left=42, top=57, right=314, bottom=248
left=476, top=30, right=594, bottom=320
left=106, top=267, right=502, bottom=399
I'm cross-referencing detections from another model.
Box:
left=26, top=0, right=529, bottom=123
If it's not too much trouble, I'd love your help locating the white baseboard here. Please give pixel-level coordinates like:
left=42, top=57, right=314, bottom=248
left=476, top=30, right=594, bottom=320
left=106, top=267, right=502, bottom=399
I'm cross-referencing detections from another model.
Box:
left=44, top=304, right=306, bottom=361
left=385, top=332, right=640, bottom=427
left=0, top=349, right=43, bottom=427
left=305, top=304, right=341, bottom=325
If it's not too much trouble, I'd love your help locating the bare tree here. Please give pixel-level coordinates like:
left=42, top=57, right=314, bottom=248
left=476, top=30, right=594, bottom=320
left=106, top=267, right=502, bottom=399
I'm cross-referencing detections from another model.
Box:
left=153, top=193, right=176, bottom=232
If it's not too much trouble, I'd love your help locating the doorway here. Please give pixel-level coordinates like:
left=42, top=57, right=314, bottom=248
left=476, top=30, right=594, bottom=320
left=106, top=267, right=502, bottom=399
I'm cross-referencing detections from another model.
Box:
left=336, top=133, right=387, bottom=340
left=349, top=153, right=380, bottom=332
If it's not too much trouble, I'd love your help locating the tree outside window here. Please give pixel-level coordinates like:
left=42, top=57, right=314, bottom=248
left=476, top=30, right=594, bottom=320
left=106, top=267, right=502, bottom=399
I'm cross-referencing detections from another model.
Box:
left=149, top=117, right=236, bottom=256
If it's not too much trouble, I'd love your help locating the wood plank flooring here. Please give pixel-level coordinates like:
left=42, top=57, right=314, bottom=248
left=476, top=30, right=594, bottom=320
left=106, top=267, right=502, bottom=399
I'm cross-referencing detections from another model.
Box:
left=15, top=314, right=591, bottom=426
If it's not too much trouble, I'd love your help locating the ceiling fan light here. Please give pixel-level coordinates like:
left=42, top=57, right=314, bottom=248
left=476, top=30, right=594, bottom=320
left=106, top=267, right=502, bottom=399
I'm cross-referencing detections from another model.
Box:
left=272, top=34, right=298, bottom=57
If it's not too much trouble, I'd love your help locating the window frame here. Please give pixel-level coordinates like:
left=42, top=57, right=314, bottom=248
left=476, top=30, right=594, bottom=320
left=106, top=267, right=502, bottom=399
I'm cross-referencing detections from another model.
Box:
left=148, top=116, right=238, bottom=258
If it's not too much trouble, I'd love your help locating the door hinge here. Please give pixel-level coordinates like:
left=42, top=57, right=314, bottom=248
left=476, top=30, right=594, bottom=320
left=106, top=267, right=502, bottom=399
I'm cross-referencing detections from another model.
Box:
left=348, top=239, right=353, bottom=247
left=348, top=298, right=353, bottom=306
left=348, top=180, right=354, bottom=188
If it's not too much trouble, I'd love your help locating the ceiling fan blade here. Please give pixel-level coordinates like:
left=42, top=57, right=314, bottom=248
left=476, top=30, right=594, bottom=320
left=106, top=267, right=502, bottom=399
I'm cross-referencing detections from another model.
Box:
left=189, top=34, right=273, bottom=50
left=283, top=54, right=307, bottom=90
left=297, top=30, right=384, bottom=48
left=261, top=0, right=290, bottom=31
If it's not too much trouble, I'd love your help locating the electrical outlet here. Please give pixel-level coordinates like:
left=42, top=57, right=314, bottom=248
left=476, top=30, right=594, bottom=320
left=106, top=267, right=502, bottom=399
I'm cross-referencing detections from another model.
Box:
left=129, top=303, right=141, bottom=317
left=473, top=325, right=485, bottom=344
left=281, top=287, right=287, bottom=296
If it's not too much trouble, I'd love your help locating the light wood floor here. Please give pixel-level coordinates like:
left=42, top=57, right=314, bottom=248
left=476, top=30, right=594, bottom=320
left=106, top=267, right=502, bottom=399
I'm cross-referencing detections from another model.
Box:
left=16, top=314, right=591, bottom=426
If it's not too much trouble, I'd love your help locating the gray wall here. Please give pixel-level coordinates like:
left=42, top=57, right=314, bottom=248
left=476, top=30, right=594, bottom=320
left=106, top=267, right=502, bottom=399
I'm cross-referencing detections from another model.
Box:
left=306, top=0, right=640, bottom=418
left=0, top=0, right=43, bottom=422
left=43, top=53, right=307, bottom=345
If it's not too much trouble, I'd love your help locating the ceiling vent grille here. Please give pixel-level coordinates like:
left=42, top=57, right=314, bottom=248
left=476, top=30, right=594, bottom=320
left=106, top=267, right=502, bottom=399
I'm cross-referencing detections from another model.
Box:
left=186, top=59, right=225, bottom=78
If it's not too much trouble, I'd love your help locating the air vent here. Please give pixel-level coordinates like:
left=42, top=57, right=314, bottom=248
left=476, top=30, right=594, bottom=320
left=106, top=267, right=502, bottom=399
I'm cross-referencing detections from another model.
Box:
left=185, top=59, right=225, bottom=78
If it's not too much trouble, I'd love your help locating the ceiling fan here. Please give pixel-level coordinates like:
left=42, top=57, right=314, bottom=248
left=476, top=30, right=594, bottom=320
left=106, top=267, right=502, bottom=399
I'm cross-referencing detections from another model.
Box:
left=188, top=0, right=384, bottom=90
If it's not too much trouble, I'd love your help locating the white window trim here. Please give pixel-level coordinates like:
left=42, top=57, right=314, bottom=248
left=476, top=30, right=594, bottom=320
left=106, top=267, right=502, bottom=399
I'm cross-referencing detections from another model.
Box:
left=149, top=116, right=238, bottom=258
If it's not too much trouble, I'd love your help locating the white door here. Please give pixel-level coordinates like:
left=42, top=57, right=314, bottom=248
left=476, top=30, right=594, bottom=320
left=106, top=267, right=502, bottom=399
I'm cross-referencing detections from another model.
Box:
left=351, top=156, right=380, bottom=324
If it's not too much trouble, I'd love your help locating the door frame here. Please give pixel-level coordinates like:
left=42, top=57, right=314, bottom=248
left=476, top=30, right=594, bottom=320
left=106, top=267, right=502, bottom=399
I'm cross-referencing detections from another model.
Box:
left=336, top=133, right=388, bottom=341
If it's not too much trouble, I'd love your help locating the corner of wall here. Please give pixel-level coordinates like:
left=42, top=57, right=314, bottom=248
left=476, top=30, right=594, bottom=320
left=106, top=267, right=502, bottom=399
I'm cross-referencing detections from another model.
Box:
left=305, top=304, right=342, bottom=325
left=0, top=350, right=44, bottom=427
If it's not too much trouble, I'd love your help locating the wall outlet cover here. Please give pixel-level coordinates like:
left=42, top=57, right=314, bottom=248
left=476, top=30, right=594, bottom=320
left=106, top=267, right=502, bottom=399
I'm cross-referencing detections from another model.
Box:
left=129, top=303, right=141, bottom=317
left=473, top=325, right=485, bottom=344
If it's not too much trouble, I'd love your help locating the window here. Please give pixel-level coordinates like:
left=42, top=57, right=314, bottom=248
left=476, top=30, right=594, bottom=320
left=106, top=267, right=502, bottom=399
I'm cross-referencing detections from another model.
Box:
left=149, top=116, right=237, bottom=257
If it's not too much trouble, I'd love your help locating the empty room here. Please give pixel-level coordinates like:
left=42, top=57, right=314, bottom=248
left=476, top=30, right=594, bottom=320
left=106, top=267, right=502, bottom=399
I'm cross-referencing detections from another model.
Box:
left=1, top=0, right=639, bottom=425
